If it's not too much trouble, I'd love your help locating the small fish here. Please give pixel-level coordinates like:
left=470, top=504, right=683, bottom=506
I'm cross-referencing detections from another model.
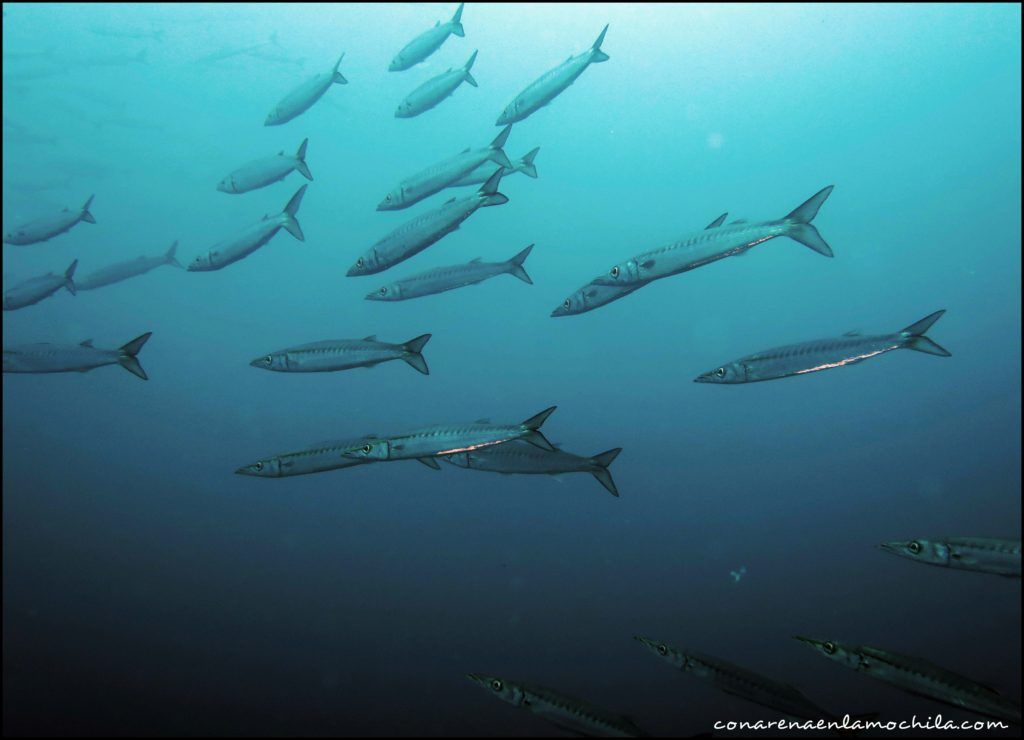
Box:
left=235, top=435, right=382, bottom=477
left=3, top=259, right=77, bottom=311
left=90, top=26, right=166, bottom=42
left=4, top=195, right=96, bottom=245
left=879, top=537, right=1020, bottom=577
left=348, top=169, right=507, bottom=276
left=448, top=146, right=539, bottom=188
left=395, top=49, right=478, bottom=118
left=265, top=53, right=347, bottom=126
left=389, top=3, right=465, bottom=72
left=3, top=332, right=151, bottom=380
left=467, top=673, right=649, bottom=738
left=367, top=245, right=533, bottom=302
left=794, top=637, right=1022, bottom=725
left=76, top=241, right=182, bottom=291
left=195, top=34, right=276, bottom=65
left=497, top=25, right=609, bottom=126
left=445, top=439, right=621, bottom=496
left=218, top=138, right=312, bottom=194
left=729, top=565, right=747, bottom=582
left=250, top=334, right=432, bottom=376
left=188, top=185, right=306, bottom=271
left=696, top=310, right=951, bottom=384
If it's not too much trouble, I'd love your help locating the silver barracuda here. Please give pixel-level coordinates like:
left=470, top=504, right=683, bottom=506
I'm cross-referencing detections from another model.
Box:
left=696, top=309, right=951, bottom=384
left=235, top=435, right=383, bottom=477
left=467, top=673, right=650, bottom=738
left=3, top=332, right=151, bottom=380
left=366, top=245, right=533, bottom=302
left=218, top=138, right=312, bottom=194
left=4, top=195, right=96, bottom=245
left=347, top=170, right=507, bottom=276
left=879, top=537, right=1021, bottom=577
left=795, top=637, right=1022, bottom=725
left=76, top=241, right=182, bottom=291
left=250, top=333, right=432, bottom=376
left=448, top=146, right=539, bottom=188
left=265, top=53, right=347, bottom=126
left=377, top=125, right=512, bottom=211
left=496, top=25, right=609, bottom=126
left=341, top=406, right=558, bottom=464
left=188, top=185, right=306, bottom=272
left=395, top=50, right=478, bottom=118
left=389, top=3, right=465, bottom=72
left=445, top=439, right=621, bottom=496
left=3, top=259, right=77, bottom=311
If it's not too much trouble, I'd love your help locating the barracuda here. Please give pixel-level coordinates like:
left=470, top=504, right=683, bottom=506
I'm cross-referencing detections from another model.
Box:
left=389, top=3, right=465, bottom=72
left=76, top=241, right=182, bottom=291
left=3, top=332, right=152, bottom=380
left=234, top=435, right=383, bottom=477
left=395, top=49, right=478, bottom=118
left=251, top=334, right=432, bottom=376
left=3, top=259, right=77, bottom=311
left=4, top=194, right=96, bottom=245
left=879, top=537, right=1021, bottom=577
left=366, top=245, right=532, bottom=302
left=218, top=138, right=312, bottom=194
left=265, top=53, right=346, bottom=126
left=448, top=146, right=539, bottom=188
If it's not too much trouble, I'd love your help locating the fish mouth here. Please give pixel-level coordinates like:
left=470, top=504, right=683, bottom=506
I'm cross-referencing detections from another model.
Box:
left=345, top=264, right=362, bottom=277
left=633, top=635, right=657, bottom=649
left=249, top=357, right=269, bottom=368
left=693, top=372, right=713, bottom=383
left=364, top=291, right=382, bottom=301
left=550, top=305, right=569, bottom=317
left=877, top=542, right=898, bottom=554
left=394, top=108, right=409, bottom=118
left=234, top=464, right=258, bottom=475
left=792, top=635, right=825, bottom=649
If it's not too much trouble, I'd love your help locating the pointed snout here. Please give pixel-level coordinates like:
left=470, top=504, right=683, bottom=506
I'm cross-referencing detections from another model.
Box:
left=792, top=635, right=824, bottom=649
left=693, top=371, right=714, bottom=383
left=345, top=264, right=361, bottom=277
left=877, top=542, right=898, bottom=554
left=633, top=635, right=656, bottom=649
left=249, top=356, right=267, bottom=368
left=364, top=290, right=382, bottom=301
left=235, top=463, right=258, bottom=475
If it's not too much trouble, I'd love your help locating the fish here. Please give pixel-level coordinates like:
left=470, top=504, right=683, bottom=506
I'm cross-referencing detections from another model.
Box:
left=265, top=53, right=347, bottom=126
left=3, top=332, right=151, bottom=380
left=195, top=34, right=276, bottom=65
left=879, top=537, right=1021, bottom=577
left=794, top=637, right=1022, bottom=725
left=90, top=26, right=166, bottom=42
left=448, top=146, right=539, bottom=188
left=3, top=259, right=77, bottom=311
left=389, top=3, right=465, bottom=72
left=250, top=333, right=432, bottom=376
left=588, top=187, right=835, bottom=291
left=366, top=245, right=533, bottom=302
left=3, top=195, right=96, bottom=245
left=234, top=435, right=384, bottom=477
left=550, top=213, right=728, bottom=317
left=76, top=241, right=183, bottom=291
left=496, top=25, right=609, bottom=126
left=466, top=673, right=650, bottom=738
left=377, top=125, right=512, bottom=211
left=395, top=49, right=478, bottom=118
left=347, top=169, right=507, bottom=277
left=341, top=407, right=558, bottom=465
left=695, top=309, right=951, bottom=384
left=218, top=138, right=312, bottom=194
left=188, top=185, right=306, bottom=272
left=70, top=49, right=149, bottom=69
left=445, top=439, right=621, bottom=496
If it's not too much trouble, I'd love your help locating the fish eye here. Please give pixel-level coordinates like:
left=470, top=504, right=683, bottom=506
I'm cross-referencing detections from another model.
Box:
left=255, top=462, right=263, bottom=471
left=385, top=195, right=391, bottom=202
left=610, top=266, right=619, bottom=278
left=265, top=356, right=273, bottom=365
left=563, top=299, right=571, bottom=309
left=356, top=258, right=364, bottom=268
left=362, top=444, right=372, bottom=453
left=657, top=644, right=668, bottom=656
left=908, top=541, right=922, bottom=554
left=490, top=680, right=503, bottom=692
left=823, top=642, right=836, bottom=655
left=380, top=287, right=387, bottom=295
left=715, top=367, right=726, bottom=378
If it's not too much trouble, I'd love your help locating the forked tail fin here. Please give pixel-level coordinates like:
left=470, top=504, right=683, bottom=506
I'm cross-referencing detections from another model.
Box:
left=518, top=147, right=540, bottom=178
left=478, top=168, right=508, bottom=207
left=64, top=259, right=78, bottom=295
left=520, top=406, right=556, bottom=451
left=590, top=447, right=621, bottom=496
left=783, top=185, right=834, bottom=257
left=281, top=184, right=307, bottom=240
left=332, top=53, right=347, bottom=84
left=401, top=333, right=432, bottom=375
left=900, top=309, right=951, bottom=356
left=80, top=194, right=97, bottom=224
left=488, top=124, right=514, bottom=169
left=118, top=331, right=152, bottom=380
left=450, top=2, right=465, bottom=36
left=165, top=240, right=182, bottom=268
left=295, top=138, right=312, bottom=180
left=463, top=49, right=478, bottom=87
left=591, top=24, right=609, bottom=62
left=506, top=244, right=534, bottom=284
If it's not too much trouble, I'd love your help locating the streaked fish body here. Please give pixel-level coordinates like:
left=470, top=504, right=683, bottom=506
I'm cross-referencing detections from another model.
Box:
left=796, top=638, right=1022, bottom=725
left=467, top=673, right=649, bottom=738
left=76, top=241, right=182, bottom=291
left=396, top=50, right=478, bottom=118
left=496, top=25, right=609, bottom=125
left=348, top=170, right=507, bottom=276
left=448, top=146, right=539, bottom=188
left=218, top=138, right=312, bottom=193
left=188, top=185, right=306, bottom=271
left=4, top=195, right=96, bottom=245
left=265, top=54, right=346, bottom=126
left=445, top=439, right=622, bottom=496
left=389, top=3, right=465, bottom=71
left=251, top=334, right=431, bottom=376
left=235, top=435, right=378, bottom=477
left=696, top=310, right=951, bottom=384
left=3, top=259, right=77, bottom=311
left=3, top=332, right=151, bottom=380
left=880, top=537, right=1021, bottom=577
left=367, top=245, right=533, bottom=301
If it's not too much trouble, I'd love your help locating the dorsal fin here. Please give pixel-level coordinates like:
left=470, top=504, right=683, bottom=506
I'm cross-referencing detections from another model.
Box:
left=444, top=196, right=456, bottom=204
left=469, top=257, right=481, bottom=263
left=278, top=150, right=284, bottom=155
left=460, top=147, right=470, bottom=153
left=63, top=207, right=70, bottom=212
left=362, top=334, right=377, bottom=341
left=843, top=330, right=861, bottom=337
left=80, top=339, right=94, bottom=347
left=730, top=218, right=748, bottom=224
left=705, top=213, right=727, bottom=229
left=474, top=418, right=491, bottom=424
left=566, top=54, right=572, bottom=62
left=434, top=20, right=440, bottom=26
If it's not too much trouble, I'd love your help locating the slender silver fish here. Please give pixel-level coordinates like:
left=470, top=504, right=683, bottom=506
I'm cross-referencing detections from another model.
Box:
left=696, top=310, right=951, bottom=384
left=377, top=125, right=512, bottom=211
left=188, top=185, right=306, bottom=272
left=467, top=673, right=649, bottom=738
left=879, top=537, right=1020, bottom=577
left=367, top=245, right=533, bottom=302
left=445, top=439, right=621, bottom=496
left=3, top=332, right=151, bottom=380
left=795, top=637, right=1022, bottom=725
left=265, top=53, right=347, bottom=126
left=4, top=195, right=96, bottom=245
left=341, top=406, right=558, bottom=464
left=448, top=146, right=539, bottom=188
left=3, top=259, right=77, bottom=311
left=235, top=435, right=382, bottom=477
left=389, top=3, right=465, bottom=72
left=396, top=49, right=478, bottom=118
left=218, top=138, right=312, bottom=193
left=347, top=170, right=507, bottom=277
left=76, top=241, right=182, bottom=291
left=496, top=25, right=609, bottom=126
left=250, top=333, right=432, bottom=376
